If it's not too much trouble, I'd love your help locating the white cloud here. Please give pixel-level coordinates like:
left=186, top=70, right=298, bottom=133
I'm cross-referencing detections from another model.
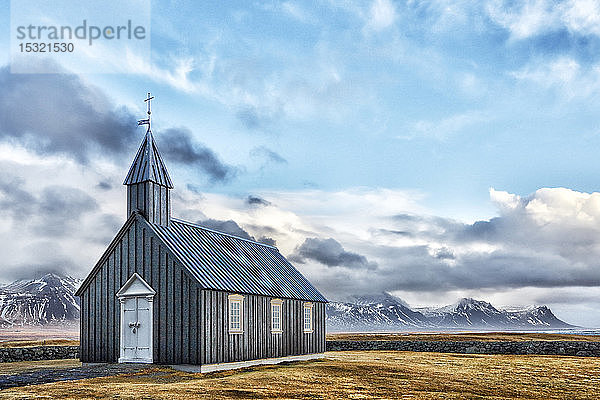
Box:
left=365, top=0, right=397, bottom=31
left=405, top=110, right=489, bottom=140
left=561, top=0, right=600, bottom=36
left=486, top=0, right=600, bottom=40
left=281, top=1, right=312, bottom=23
left=511, top=57, right=600, bottom=99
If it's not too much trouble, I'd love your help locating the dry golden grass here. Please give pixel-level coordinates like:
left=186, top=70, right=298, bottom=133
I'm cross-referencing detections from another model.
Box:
left=0, top=339, right=79, bottom=348
left=0, top=326, right=79, bottom=343
left=1, top=351, right=600, bottom=399
left=326, top=332, right=600, bottom=342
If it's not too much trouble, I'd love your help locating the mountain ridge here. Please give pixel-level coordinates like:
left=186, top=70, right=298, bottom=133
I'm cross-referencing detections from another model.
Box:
left=326, top=294, right=575, bottom=332
left=0, top=273, right=82, bottom=327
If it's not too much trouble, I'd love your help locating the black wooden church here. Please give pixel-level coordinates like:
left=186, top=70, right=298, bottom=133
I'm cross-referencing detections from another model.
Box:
left=75, top=94, right=327, bottom=372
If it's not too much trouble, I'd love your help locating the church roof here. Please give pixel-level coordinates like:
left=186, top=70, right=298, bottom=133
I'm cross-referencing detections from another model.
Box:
left=123, top=128, right=174, bottom=188
left=149, top=218, right=327, bottom=302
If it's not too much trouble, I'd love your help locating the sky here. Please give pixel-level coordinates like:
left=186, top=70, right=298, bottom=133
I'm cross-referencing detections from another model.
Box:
left=2, top=0, right=600, bottom=326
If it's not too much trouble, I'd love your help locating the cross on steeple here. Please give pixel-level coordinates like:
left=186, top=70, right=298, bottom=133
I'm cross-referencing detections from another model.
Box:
left=126, top=91, right=173, bottom=226
left=137, top=92, right=155, bottom=129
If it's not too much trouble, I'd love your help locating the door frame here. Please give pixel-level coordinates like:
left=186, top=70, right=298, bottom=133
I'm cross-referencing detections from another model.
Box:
left=116, top=273, right=156, bottom=363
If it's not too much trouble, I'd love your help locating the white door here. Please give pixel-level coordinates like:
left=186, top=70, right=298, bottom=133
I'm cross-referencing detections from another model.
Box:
left=116, top=273, right=155, bottom=364
left=120, top=296, right=153, bottom=362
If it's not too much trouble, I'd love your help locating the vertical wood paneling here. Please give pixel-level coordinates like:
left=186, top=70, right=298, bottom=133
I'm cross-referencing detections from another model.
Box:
left=189, top=283, right=197, bottom=364
left=113, top=246, right=120, bottom=360
left=166, top=254, right=174, bottom=362
left=106, top=257, right=113, bottom=361
left=174, top=263, right=182, bottom=364
left=151, top=237, right=159, bottom=362
left=197, top=290, right=326, bottom=365
left=89, top=280, right=95, bottom=361
left=182, top=274, right=189, bottom=364
left=197, top=287, right=202, bottom=364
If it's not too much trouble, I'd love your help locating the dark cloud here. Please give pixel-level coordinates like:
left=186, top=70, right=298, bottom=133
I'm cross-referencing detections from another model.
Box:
left=199, top=218, right=254, bottom=240
left=257, top=237, right=276, bottom=246
left=4, top=260, right=74, bottom=282
left=197, top=218, right=276, bottom=246
left=250, top=146, right=287, bottom=164
left=313, top=189, right=600, bottom=299
left=0, top=176, right=36, bottom=220
left=159, top=128, right=237, bottom=183
left=0, top=66, right=138, bottom=163
left=433, top=247, right=455, bottom=260
left=0, top=177, right=98, bottom=236
left=96, top=181, right=112, bottom=191
left=185, top=184, right=205, bottom=196
left=290, top=238, right=377, bottom=270
left=246, top=195, right=271, bottom=207
left=0, top=66, right=235, bottom=185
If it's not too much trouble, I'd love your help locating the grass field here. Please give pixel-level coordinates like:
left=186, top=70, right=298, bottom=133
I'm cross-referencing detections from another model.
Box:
left=1, top=351, right=600, bottom=399
left=0, top=327, right=79, bottom=343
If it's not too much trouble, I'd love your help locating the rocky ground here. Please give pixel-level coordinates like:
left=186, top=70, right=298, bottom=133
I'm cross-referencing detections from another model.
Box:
left=0, top=361, right=155, bottom=390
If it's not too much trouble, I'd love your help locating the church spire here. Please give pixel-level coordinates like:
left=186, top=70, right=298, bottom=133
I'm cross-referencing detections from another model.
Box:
left=123, top=93, right=173, bottom=226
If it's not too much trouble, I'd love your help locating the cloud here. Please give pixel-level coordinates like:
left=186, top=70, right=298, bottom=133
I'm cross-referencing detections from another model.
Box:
left=197, top=218, right=276, bottom=245
left=96, top=181, right=113, bottom=191
left=0, top=66, right=137, bottom=164
left=0, top=159, right=124, bottom=282
left=0, top=65, right=236, bottom=185
left=159, top=128, right=237, bottom=183
left=250, top=146, right=288, bottom=164
left=290, top=237, right=377, bottom=269
left=510, top=57, right=600, bottom=99
left=486, top=0, right=600, bottom=40
left=0, top=176, right=98, bottom=236
left=246, top=195, right=271, bottom=207
left=406, top=110, right=489, bottom=140
left=365, top=0, right=397, bottom=31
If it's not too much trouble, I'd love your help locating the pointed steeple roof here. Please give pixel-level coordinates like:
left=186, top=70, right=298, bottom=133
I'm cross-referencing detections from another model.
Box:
left=123, top=127, right=174, bottom=188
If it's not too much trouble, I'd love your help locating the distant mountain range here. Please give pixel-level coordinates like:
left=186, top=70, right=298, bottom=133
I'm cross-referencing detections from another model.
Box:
left=0, top=274, right=82, bottom=327
left=0, top=274, right=574, bottom=332
left=326, top=293, right=574, bottom=332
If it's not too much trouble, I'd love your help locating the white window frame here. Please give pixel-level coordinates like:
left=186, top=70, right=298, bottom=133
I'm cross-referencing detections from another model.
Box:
left=271, top=299, right=283, bottom=334
left=228, top=294, right=244, bottom=334
left=303, top=302, right=314, bottom=333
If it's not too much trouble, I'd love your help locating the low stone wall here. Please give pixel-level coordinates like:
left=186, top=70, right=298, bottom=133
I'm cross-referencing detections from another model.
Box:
left=0, top=346, right=79, bottom=363
left=1, top=341, right=598, bottom=363
left=326, top=340, right=600, bottom=356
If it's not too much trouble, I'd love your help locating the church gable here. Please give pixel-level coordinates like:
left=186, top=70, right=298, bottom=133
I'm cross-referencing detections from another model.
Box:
left=77, top=211, right=202, bottom=364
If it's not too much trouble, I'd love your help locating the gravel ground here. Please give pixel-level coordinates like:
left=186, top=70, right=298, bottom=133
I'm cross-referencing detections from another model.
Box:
left=0, top=362, right=154, bottom=390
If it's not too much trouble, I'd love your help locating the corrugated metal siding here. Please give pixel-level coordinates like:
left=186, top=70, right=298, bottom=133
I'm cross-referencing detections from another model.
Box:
left=123, top=129, right=173, bottom=188
left=151, top=219, right=327, bottom=303
left=201, top=290, right=326, bottom=364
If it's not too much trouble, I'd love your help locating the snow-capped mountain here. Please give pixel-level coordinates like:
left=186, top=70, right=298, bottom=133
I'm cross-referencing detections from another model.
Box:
left=0, top=273, right=82, bottom=326
left=327, top=293, right=431, bottom=331
left=326, top=294, right=574, bottom=332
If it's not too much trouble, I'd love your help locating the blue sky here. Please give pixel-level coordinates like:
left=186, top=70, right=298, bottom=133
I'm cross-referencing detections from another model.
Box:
left=3, top=0, right=600, bottom=326
left=95, top=1, right=600, bottom=217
